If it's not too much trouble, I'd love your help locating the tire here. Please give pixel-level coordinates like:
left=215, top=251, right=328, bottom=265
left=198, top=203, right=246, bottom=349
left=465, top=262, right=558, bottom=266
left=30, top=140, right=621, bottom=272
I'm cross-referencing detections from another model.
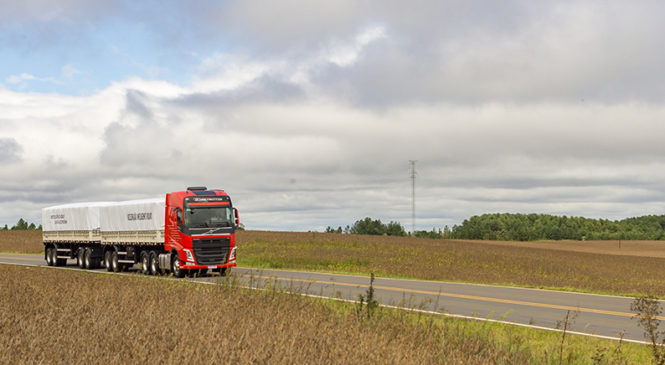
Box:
left=171, top=254, right=184, bottom=278
left=83, top=248, right=93, bottom=269
left=104, top=251, right=113, bottom=272
left=219, top=267, right=229, bottom=277
left=45, top=247, right=54, bottom=266
left=111, top=251, right=120, bottom=273
left=140, top=252, right=149, bottom=274
left=149, top=251, right=159, bottom=276
left=199, top=268, right=208, bottom=277
left=50, top=248, right=58, bottom=266
left=53, top=247, right=66, bottom=266
left=77, top=248, right=85, bottom=268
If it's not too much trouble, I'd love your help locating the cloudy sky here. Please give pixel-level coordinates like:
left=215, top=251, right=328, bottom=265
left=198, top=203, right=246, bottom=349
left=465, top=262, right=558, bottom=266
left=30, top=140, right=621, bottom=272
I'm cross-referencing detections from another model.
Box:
left=2, top=1, right=665, bottom=231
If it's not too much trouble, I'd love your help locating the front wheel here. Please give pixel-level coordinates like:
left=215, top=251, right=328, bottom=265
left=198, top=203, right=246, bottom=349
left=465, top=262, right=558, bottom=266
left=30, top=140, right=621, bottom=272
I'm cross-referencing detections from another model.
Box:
left=171, top=254, right=184, bottom=278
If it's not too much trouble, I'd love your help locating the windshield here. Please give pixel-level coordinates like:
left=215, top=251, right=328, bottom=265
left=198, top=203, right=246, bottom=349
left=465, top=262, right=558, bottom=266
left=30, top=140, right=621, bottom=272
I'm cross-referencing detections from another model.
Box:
left=184, top=205, right=233, bottom=228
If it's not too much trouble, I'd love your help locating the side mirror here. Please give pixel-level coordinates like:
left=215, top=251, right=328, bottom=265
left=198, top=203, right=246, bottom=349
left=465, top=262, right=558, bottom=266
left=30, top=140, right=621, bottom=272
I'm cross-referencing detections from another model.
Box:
left=233, top=208, right=239, bottom=226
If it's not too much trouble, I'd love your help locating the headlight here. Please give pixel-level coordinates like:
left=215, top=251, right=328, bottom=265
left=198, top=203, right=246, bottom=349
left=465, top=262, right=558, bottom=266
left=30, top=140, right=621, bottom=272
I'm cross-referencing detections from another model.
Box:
left=184, top=249, right=195, bottom=263
left=229, top=247, right=237, bottom=261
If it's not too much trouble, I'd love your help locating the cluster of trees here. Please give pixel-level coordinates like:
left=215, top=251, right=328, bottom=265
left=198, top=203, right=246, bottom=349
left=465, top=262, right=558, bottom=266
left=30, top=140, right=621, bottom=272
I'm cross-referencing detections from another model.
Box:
left=449, top=213, right=665, bottom=241
left=326, top=217, right=407, bottom=236
left=325, top=213, right=665, bottom=241
left=1, top=218, right=42, bottom=231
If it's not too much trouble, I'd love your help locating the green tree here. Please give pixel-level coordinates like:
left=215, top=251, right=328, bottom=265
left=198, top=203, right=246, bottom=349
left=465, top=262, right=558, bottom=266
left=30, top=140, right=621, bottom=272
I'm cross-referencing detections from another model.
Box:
left=11, top=218, right=28, bottom=230
left=385, top=221, right=406, bottom=236
left=350, top=217, right=386, bottom=235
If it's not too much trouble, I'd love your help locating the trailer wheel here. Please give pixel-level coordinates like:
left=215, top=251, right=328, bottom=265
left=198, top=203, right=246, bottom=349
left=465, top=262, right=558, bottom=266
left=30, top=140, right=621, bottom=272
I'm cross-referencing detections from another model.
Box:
left=149, top=251, right=159, bottom=275
left=53, top=247, right=66, bottom=267
left=83, top=248, right=93, bottom=269
left=104, top=251, right=112, bottom=272
left=140, top=252, right=149, bottom=274
left=77, top=248, right=85, bottom=268
left=111, top=251, right=120, bottom=273
left=171, top=254, right=184, bottom=278
left=49, top=248, right=58, bottom=266
left=45, top=247, right=54, bottom=266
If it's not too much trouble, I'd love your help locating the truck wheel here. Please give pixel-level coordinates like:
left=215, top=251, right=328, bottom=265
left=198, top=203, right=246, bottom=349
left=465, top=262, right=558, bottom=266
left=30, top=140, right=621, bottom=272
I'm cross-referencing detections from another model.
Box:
left=104, top=251, right=112, bottom=272
left=219, top=267, right=229, bottom=277
left=111, top=251, right=120, bottom=273
left=149, top=251, right=159, bottom=275
left=50, top=248, right=58, bottom=266
left=83, top=248, right=93, bottom=269
left=45, top=247, right=54, bottom=266
left=140, top=252, right=149, bottom=274
left=53, top=247, right=66, bottom=267
left=79, top=248, right=86, bottom=267
left=199, top=268, right=208, bottom=277
left=171, top=255, right=184, bottom=278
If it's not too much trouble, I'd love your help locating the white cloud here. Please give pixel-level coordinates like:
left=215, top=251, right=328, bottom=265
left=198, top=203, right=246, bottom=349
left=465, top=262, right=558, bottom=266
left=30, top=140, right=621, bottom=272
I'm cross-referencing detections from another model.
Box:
left=6, top=73, right=61, bottom=85
left=2, top=1, right=665, bottom=230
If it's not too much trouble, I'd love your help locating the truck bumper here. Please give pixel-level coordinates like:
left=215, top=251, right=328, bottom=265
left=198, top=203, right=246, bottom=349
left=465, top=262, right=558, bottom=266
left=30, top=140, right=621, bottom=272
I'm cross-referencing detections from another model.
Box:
left=182, top=261, right=236, bottom=270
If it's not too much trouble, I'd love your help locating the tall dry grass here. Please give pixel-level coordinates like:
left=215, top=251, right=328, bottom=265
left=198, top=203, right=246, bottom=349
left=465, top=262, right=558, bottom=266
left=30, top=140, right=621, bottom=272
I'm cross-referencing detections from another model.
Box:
left=0, top=265, right=535, bottom=364
left=0, top=230, right=42, bottom=253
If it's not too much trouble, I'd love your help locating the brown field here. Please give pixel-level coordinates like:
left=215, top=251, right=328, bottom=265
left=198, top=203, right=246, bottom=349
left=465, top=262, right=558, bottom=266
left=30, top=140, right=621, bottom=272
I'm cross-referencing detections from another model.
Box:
left=0, top=230, right=42, bottom=254
left=237, top=231, right=665, bottom=297
left=0, top=264, right=537, bottom=364
left=5, top=230, right=665, bottom=296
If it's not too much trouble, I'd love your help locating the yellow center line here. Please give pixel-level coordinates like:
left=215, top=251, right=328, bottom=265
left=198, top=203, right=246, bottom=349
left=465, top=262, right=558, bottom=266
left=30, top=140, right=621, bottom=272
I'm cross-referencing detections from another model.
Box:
left=247, top=274, right=662, bottom=321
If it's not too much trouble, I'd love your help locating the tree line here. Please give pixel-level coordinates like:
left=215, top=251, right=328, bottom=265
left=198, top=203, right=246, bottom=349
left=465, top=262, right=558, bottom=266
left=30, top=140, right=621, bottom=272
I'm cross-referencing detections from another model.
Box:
left=328, top=213, right=665, bottom=241
left=326, top=217, right=445, bottom=238
left=450, top=213, right=665, bottom=241
left=1, top=218, right=42, bottom=231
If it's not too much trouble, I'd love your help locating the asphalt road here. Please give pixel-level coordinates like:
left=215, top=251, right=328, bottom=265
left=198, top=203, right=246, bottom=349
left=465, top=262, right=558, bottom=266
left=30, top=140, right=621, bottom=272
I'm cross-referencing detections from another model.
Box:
left=0, top=253, right=658, bottom=344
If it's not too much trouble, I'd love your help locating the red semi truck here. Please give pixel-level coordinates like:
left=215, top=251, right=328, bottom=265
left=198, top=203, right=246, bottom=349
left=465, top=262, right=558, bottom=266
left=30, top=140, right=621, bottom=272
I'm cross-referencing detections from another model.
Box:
left=42, top=187, right=238, bottom=277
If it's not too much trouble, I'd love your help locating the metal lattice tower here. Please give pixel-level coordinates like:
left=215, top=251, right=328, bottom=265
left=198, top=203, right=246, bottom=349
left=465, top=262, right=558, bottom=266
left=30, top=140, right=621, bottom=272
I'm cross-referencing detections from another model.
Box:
left=409, top=160, right=417, bottom=234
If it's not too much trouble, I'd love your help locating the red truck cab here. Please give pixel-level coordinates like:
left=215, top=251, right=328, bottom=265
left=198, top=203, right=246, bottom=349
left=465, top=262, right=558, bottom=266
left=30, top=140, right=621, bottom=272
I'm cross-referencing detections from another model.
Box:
left=165, top=187, right=238, bottom=276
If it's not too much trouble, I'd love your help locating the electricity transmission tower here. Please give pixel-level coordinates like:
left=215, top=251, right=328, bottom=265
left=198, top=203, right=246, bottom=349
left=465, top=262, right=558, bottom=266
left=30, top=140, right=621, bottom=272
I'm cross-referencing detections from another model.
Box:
left=409, top=160, right=417, bottom=234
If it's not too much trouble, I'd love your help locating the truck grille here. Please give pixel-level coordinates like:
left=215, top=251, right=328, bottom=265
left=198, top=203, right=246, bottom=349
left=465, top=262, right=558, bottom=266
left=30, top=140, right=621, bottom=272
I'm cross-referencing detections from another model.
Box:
left=192, top=238, right=230, bottom=265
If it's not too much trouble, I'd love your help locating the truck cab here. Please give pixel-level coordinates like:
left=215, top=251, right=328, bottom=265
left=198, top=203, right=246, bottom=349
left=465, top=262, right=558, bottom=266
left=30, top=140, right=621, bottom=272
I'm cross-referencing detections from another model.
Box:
left=164, top=187, right=238, bottom=277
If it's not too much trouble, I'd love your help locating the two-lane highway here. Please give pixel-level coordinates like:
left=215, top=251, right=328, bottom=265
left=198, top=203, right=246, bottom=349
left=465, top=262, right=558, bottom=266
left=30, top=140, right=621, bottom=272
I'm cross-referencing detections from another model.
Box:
left=0, top=253, right=656, bottom=343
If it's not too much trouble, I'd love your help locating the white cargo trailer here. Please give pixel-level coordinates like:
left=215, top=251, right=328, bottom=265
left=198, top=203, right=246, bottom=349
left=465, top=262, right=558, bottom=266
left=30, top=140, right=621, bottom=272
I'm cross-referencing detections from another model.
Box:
left=99, top=198, right=165, bottom=245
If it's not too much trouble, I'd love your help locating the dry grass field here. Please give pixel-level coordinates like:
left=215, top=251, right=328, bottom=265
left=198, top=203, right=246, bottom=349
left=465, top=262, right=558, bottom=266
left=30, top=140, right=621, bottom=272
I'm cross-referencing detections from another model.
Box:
left=0, top=264, right=651, bottom=364
left=237, top=231, right=665, bottom=297
left=0, top=230, right=42, bottom=254
left=4, top=230, right=665, bottom=296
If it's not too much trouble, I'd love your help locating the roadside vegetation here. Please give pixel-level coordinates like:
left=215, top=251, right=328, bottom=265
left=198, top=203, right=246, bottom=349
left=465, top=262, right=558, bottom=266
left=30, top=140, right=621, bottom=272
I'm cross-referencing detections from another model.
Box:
left=449, top=213, right=665, bottom=241
left=237, top=231, right=665, bottom=297
left=4, top=230, right=665, bottom=296
left=0, top=230, right=42, bottom=254
left=0, top=265, right=653, bottom=364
